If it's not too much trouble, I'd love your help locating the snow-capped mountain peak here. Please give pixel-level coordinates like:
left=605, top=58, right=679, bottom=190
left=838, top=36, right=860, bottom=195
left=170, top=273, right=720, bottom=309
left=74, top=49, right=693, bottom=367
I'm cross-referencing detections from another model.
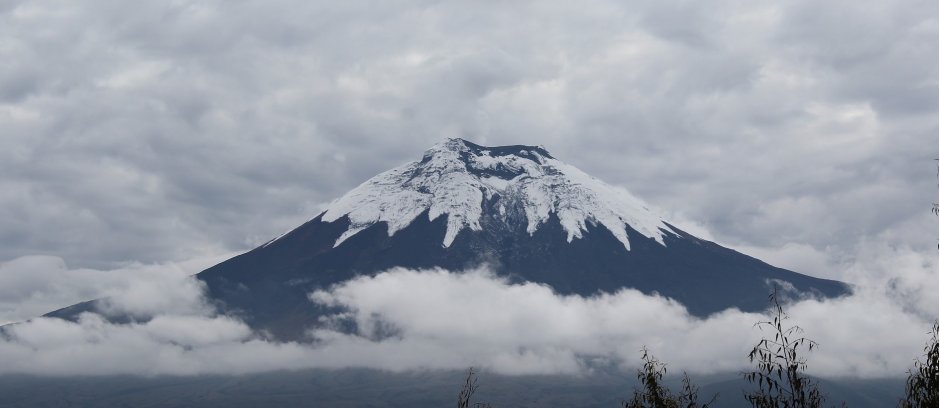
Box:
left=51, top=139, right=852, bottom=342
left=320, top=138, right=675, bottom=249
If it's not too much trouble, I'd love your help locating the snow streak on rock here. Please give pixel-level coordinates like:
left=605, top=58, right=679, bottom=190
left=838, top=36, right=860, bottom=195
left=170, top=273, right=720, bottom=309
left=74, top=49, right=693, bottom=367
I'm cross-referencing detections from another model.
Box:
left=320, top=138, right=675, bottom=249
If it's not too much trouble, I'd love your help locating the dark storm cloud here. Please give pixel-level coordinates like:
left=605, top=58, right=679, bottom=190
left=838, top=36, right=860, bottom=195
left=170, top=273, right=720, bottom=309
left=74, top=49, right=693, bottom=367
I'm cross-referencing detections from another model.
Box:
left=0, top=0, right=934, bottom=290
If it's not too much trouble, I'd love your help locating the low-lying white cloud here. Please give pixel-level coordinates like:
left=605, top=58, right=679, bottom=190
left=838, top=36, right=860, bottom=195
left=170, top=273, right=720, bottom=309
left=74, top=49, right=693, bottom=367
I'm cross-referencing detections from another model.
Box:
left=1, top=313, right=286, bottom=376
left=308, top=267, right=934, bottom=378
left=0, top=254, right=231, bottom=325
left=0, top=251, right=934, bottom=378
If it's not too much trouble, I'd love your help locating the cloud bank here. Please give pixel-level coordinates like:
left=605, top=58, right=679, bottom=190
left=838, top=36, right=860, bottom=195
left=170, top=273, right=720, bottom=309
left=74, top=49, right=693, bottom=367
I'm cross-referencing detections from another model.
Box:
left=0, top=253, right=934, bottom=378
left=0, top=254, right=231, bottom=325
left=0, top=0, right=934, bottom=273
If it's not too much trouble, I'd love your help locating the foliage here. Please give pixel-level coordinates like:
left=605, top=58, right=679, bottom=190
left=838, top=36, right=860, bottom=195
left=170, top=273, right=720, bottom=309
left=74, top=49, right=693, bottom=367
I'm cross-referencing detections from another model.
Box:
left=623, top=347, right=715, bottom=408
left=898, top=322, right=939, bottom=408
left=457, top=368, right=491, bottom=408
left=743, top=290, right=826, bottom=408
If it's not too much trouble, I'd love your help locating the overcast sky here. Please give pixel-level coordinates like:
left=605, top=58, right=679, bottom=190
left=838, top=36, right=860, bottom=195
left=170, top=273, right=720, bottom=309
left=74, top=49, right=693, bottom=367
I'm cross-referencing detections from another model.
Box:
left=1, top=0, right=936, bottom=269
left=0, top=0, right=937, bottom=377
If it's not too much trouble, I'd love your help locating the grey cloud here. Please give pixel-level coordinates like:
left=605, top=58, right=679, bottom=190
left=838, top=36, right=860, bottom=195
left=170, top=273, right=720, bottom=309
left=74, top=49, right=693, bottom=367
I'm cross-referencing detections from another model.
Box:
left=0, top=0, right=934, bottom=290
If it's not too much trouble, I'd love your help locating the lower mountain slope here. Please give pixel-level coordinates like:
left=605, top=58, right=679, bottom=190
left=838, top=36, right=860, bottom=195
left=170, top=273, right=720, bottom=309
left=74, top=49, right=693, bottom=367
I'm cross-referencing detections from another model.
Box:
left=187, top=210, right=848, bottom=340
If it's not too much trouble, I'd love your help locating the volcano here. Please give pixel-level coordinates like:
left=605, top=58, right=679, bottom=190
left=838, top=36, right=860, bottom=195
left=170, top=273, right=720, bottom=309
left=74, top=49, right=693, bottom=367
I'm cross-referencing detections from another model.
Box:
left=49, top=138, right=849, bottom=340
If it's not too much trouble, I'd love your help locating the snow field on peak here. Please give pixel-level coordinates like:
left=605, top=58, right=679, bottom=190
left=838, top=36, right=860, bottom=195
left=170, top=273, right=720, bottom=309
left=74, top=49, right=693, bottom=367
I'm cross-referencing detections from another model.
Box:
left=320, top=141, right=675, bottom=250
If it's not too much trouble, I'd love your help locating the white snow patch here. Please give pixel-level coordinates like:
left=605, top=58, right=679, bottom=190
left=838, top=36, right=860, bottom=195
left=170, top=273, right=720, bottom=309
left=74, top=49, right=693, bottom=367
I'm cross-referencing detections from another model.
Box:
left=321, top=138, right=675, bottom=250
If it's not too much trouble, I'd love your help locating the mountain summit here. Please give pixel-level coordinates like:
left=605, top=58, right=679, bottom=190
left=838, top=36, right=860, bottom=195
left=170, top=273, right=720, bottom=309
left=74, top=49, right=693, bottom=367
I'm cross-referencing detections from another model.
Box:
left=50, top=139, right=850, bottom=340
left=311, top=138, right=671, bottom=250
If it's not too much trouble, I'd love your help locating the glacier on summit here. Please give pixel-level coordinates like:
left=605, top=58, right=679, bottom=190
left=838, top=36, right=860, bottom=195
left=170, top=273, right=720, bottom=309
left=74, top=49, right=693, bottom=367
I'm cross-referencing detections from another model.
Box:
left=48, top=137, right=851, bottom=342
left=320, top=138, right=676, bottom=249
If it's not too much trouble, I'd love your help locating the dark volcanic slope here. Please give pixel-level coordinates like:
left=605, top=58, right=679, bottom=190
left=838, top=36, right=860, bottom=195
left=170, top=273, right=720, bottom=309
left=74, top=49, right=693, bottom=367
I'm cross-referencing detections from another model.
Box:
left=194, top=210, right=847, bottom=340
left=46, top=139, right=850, bottom=341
